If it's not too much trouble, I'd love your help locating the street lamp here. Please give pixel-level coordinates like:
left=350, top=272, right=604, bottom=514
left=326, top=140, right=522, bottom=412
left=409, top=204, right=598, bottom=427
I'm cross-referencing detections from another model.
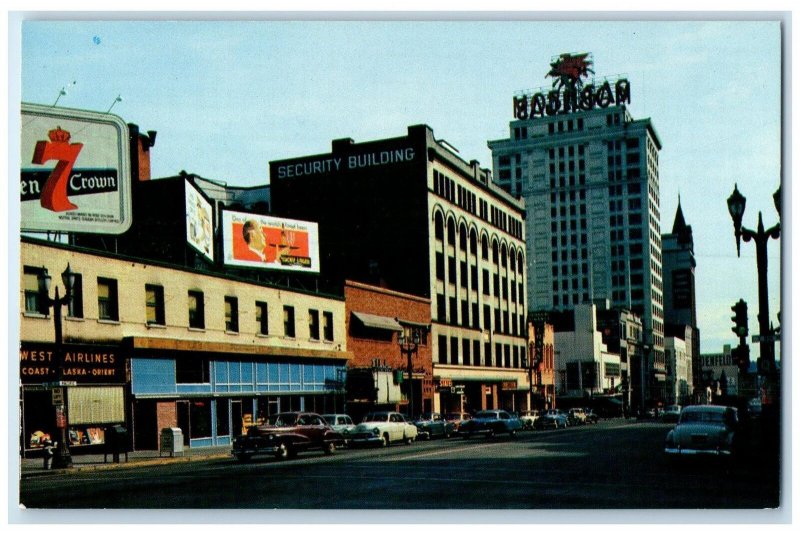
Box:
left=726, top=183, right=781, bottom=403
left=398, top=327, right=421, bottom=421
left=38, top=263, right=76, bottom=469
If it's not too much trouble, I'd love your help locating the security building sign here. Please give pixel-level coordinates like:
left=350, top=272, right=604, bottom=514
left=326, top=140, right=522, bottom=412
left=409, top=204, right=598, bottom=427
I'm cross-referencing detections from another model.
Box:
left=19, top=343, right=125, bottom=384
left=20, top=103, right=132, bottom=234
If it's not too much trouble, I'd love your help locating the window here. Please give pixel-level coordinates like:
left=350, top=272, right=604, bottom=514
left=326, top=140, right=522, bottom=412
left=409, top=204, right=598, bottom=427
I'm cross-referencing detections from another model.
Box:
left=67, top=273, right=83, bottom=318
left=438, top=335, right=448, bottom=364
left=145, top=284, right=165, bottom=325
left=450, top=336, right=459, bottom=365
left=256, top=301, right=269, bottom=335
left=225, top=296, right=239, bottom=332
left=309, top=309, right=320, bottom=340
left=283, top=305, right=296, bottom=338
left=323, top=311, right=334, bottom=341
left=188, top=290, right=205, bottom=329
left=176, top=357, right=210, bottom=383
left=23, top=266, right=44, bottom=314
left=97, top=278, right=119, bottom=321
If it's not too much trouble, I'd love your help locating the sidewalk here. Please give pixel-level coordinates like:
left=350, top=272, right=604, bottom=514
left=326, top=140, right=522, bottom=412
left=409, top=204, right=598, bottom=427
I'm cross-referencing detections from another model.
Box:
left=20, top=445, right=232, bottom=479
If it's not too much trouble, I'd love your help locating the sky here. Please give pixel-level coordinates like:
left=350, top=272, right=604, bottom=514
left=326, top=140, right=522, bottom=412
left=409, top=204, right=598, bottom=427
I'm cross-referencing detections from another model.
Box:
left=15, top=16, right=784, bottom=361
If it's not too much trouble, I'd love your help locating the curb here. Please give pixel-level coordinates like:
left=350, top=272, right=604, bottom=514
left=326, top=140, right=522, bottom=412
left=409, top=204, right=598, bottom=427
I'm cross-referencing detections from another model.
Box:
left=21, top=452, right=231, bottom=479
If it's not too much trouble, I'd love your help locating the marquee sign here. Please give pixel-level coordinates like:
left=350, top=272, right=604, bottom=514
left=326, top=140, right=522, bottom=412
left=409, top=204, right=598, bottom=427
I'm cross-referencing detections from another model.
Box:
left=513, top=53, right=630, bottom=121
left=20, top=103, right=132, bottom=234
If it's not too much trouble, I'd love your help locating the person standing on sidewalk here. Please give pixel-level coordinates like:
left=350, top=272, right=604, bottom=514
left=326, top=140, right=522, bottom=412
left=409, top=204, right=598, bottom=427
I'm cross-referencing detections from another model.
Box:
left=42, top=439, right=54, bottom=470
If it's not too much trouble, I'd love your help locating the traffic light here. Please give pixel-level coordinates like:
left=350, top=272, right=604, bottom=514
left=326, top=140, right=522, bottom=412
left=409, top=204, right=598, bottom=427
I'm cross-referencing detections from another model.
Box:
left=731, top=299, right=748, bottom=338
left=731, top=344, right=750, bottom=375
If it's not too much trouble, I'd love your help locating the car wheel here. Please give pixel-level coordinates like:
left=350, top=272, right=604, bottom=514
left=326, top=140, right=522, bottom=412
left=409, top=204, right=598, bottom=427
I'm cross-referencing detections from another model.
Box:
left=509, top=429, right=517, bottom=438
left=275, top=442, right=290, bottom=461
left=324, top=441, right=336, bottom=455
left=445, top=429, right=452, bottom=439
left=382, top=433, right=390, bottom=447
left=405, top=435, right=414, bottom=445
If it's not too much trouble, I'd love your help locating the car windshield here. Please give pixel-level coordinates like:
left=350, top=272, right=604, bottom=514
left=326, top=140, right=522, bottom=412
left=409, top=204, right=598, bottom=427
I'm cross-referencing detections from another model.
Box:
left=680, top=410, right=725, bottom=424
left=267, top=413, right=298, bottom=426
left=362, top=413, right=389, bottom=422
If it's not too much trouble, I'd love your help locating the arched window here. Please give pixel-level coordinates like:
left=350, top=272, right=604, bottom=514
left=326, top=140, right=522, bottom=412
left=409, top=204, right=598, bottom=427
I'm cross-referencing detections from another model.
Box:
left=492, top=240, right=499, bottom=264
left=509, top=247, right=517, bottom=272
left=447, top=218, right=456, bottom=246
left=459, top=224, right=468, bottom=252
left=500, top=243, right=507, bottom=268
left=469, top=229, right=478, bottom=257
left=481, top=235, right=489, bottom=260
left=434, top=212, right=444, bottom=241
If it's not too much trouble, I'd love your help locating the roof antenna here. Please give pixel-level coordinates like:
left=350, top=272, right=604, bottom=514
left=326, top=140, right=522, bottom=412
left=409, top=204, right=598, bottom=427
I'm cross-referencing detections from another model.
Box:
left=53, top=81, right=76, bottom=107
left=106, top=94, right=123, bottom=114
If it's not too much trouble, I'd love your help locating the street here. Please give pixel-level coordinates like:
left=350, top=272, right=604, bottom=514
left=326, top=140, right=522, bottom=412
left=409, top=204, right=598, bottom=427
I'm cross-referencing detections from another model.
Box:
left=19, top=419, right=780, bottom=510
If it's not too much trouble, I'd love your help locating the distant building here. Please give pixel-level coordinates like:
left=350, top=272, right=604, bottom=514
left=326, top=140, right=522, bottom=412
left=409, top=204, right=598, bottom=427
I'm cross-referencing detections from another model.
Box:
left=552, top=304, right=622, bottom=398
left=488, top=54, right=666, bottom=405
left=596, top=303, right=644, bottom=413
left=528, top=315, right=556, bottom=409
left=665, top=335, right=692, bottom=405
left=699, top=345, right=739, bottom=398
left=662, top=197, right=701, bottom=396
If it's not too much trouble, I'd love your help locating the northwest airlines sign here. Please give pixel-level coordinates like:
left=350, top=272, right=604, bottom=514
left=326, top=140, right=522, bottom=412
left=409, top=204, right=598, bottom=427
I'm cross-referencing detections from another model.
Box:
left=20, top=103, right=132, bottom=234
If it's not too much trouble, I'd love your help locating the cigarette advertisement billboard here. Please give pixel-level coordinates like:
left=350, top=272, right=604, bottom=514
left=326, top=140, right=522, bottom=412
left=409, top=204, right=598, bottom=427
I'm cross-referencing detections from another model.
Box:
left=222, top=211, right=320, bottom=273
left=20, top=103, right=132, bottom=234
left=185, top=180, right=214, bottom=261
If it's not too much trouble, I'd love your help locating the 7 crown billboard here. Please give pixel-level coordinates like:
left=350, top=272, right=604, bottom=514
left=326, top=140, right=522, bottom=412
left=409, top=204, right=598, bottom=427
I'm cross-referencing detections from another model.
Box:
left=20, top=103, right=132, bottom=234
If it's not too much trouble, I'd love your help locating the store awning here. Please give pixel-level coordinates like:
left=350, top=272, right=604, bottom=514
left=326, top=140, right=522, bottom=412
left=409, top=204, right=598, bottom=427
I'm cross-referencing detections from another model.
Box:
left=352, top=311, right=403, bottom=332
left=397, top=319, right=430, bottom=330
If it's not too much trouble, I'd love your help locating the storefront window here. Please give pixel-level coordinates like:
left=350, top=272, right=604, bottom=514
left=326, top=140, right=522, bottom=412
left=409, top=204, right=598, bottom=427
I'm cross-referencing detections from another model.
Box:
left=216, top=399, right=230, bottom=437
left=190, top=399, right=212, bottom=439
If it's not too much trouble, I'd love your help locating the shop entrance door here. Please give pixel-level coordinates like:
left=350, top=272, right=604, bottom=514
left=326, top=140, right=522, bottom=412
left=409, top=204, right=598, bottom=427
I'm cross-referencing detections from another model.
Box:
left=176, top=400, right=190, bottom=446
left=231, top=400, right=243, bottom=436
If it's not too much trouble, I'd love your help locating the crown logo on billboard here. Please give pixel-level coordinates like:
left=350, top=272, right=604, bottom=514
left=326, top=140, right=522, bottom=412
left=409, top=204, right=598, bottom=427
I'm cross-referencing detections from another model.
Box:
left=48, top=126, right=71, bottom=143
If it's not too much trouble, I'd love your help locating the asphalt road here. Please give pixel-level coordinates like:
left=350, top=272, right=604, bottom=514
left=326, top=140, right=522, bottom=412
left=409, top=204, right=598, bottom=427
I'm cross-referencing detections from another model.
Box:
left=19, top=419, right=780, bottom=510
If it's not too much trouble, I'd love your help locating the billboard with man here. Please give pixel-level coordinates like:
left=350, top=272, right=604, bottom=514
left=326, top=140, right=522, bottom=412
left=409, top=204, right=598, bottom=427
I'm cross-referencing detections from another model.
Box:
left=222, top=210, right=320, bottom=273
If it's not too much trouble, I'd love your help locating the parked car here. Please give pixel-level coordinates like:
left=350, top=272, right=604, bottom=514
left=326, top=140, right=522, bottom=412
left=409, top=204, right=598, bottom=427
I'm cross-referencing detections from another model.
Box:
left=350, top=411, right=418, bottom=447
left=444, top=412, right=472, bottom=433
left=459, top=410, right=522, bottom=438
left=518, top=409, right=540, bottom=429
left=413, top=412, right=455, bottom=439
left=321, top=414, right=356, bottom=443
left=232, top=411, right=343, bottom=461
left=535, top=409, right=568, bottom=429
left=568, top=408, right=587, bottom=426
left=664, top=405, right=739, bottom=458
left=584, top=408, right=599, bottom=424
left=661, top=405, right=682, bottom=423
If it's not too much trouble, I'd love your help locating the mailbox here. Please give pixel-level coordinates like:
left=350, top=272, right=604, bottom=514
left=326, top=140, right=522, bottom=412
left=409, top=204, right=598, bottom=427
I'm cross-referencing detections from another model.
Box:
left=104, top=425, right=129, bottom=463
left=160, top=427, right=185, bottom=457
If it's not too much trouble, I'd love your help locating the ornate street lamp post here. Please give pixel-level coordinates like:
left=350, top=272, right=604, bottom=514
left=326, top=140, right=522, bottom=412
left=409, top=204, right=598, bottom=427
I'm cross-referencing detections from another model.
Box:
left=38, top=263, right=76, bottom=469
left=398, top=327, right=420, bottom=421
left=726, top=184, right=781, bottom=404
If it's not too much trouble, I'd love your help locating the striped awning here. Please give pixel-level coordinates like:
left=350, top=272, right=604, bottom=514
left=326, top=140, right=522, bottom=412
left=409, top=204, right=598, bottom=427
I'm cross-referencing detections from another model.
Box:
left=352, top=311, right=403, bottom=332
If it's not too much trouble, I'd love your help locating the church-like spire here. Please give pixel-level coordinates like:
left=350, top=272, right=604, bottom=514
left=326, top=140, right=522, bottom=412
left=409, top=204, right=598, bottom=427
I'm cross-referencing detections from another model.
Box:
left=671, top=195, right=693, bottom=246
left=672, top=195, right=688, bottom=234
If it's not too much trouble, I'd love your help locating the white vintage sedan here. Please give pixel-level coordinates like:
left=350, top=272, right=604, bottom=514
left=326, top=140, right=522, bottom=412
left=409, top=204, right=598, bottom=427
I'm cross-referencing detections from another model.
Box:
left=664, top=405, right=739, bottom=457
left=350, top=411, right=418, bottom=447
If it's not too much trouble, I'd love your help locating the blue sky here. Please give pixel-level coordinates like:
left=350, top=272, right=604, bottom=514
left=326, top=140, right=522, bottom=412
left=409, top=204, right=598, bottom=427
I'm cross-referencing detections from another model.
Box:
left=17, top=18, right=784, bottom=360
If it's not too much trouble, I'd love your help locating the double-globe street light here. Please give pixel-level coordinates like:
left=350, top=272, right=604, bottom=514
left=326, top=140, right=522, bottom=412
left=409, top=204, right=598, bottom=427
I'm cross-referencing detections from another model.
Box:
left=37, top=263, right=76, bottom=469
left=726, top=183, right=781, bottom=405
left=398, top=327, right=421, bottom=421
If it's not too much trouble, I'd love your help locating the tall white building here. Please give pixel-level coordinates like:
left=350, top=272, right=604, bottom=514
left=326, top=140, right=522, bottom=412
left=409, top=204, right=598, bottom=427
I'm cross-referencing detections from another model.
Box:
left=488, top=54, right=667, bottom=404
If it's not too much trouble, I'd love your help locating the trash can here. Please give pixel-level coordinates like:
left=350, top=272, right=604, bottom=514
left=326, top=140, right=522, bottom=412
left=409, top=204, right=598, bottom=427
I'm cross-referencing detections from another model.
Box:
left=104, top=425, right=129, bottom=463
left=160, top=427, right=185, bottom=457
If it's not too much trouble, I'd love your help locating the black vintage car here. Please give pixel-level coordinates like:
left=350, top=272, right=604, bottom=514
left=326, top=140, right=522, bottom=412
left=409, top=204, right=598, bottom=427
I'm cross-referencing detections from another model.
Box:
left=232, top=412, right=343, bottom=461
left=413, top=412, right=455, bottom=439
